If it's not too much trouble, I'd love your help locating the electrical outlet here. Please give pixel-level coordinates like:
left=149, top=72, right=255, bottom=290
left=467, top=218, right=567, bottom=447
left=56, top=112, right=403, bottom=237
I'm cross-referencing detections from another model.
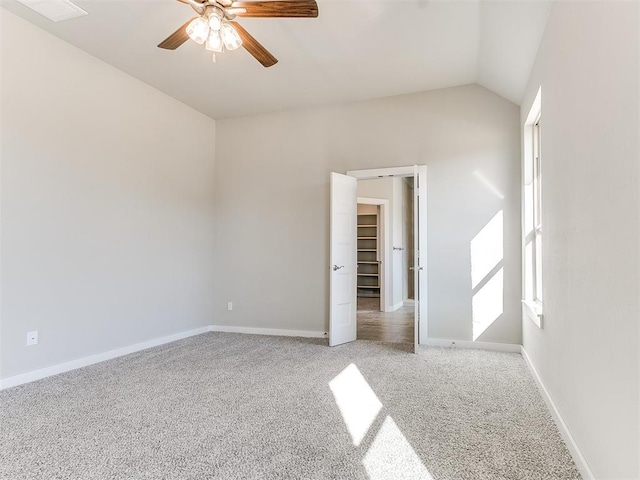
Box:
left=26, top=331, right=38, bottom=346
left=227, top=302, right=233, bottom=311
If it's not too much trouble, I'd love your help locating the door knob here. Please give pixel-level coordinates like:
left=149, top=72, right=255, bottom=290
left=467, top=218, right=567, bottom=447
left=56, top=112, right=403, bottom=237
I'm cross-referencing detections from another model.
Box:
left=332, top=265, right=345, bottom=271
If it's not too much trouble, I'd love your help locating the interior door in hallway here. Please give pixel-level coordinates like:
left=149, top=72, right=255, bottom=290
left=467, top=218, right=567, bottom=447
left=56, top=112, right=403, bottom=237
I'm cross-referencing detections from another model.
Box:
left=329, top=172, right=357, bottom=346
left=414, top=165, right=428, bottom=352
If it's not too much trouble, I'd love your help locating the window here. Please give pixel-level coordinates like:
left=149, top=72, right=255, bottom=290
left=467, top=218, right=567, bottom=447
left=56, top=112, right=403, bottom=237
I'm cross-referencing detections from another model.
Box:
left=532, top=115, right=542, bottom=303
left=523, top=88, right=543, bottom=326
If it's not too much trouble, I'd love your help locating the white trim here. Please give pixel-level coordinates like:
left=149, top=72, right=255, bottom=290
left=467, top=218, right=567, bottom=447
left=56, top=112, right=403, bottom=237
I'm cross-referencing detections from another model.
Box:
left=390, top=302, right=404, bottom=311
left=0, top=325, right=328, bottom=390
left=0, top=326, right=213, bottom=390
left=525, top=87, right=543, bottom=126
left=424, top=338, right=521, bottom=353
left=357, top=196, right=387, bottom=206
left=210, top=325, right=327, bottom=338
left=346, top=165, right=429, bottom=350
left=521, top=347, right=595, bottom=480
left=357, top=196, right=390, bottom=312
left=347, top=166, right=415, bottom=179
left=403, top=299, right=415, bottom=307
left=522, top=299, right=543, bottom=328
left=522, top=87, right=543, bottom=329
left=415, top=165, right=428, bottom=346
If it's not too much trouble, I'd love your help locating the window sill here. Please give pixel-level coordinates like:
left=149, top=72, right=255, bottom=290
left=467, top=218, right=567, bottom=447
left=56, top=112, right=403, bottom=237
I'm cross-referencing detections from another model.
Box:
left=522, top=299, right=543, bottom=328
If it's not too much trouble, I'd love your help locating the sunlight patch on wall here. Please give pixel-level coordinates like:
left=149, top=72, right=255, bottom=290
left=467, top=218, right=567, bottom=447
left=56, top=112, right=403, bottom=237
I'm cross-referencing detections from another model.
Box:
left=362, top=416, right=435, bottom=480
left=470, top=210, right=504, bottom=340
left=472, top=268, right=503, bottom=340
left=329, top=363, right=382, bottom=446
left=470, top=210, right=503, bottom=288
left=473, top=170, right=504, bottom=200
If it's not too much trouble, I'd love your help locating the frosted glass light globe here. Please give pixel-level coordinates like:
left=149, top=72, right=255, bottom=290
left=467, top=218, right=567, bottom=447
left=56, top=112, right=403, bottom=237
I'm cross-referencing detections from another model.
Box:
left=186, top=17, right=210, bottom=45
left=208, top=10, right=223, bottom=31
left=221, top=22, right=242, bottom=51
left=206, top=30, right=223, bottom=53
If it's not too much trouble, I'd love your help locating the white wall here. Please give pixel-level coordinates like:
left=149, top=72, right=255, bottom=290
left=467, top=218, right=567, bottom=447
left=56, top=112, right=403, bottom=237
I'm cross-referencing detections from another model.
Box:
left=520, top=2, right=639, bottom=479
left=214, top=84, right=521, bottom=344
left=0, top=11, right=217, bottom=379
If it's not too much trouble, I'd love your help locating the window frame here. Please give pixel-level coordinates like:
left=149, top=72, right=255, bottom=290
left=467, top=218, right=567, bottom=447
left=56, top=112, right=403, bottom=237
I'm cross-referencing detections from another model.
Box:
left=522, top=88, right=543, bottom=327
left=532, top=114, right=542, bottom=303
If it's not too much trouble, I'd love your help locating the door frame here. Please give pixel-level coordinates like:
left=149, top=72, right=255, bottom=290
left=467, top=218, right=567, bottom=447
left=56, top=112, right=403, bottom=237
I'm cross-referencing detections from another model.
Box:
left=357, top=197, right=391, bottom=312
left=346, top=165, right=428, bottom=345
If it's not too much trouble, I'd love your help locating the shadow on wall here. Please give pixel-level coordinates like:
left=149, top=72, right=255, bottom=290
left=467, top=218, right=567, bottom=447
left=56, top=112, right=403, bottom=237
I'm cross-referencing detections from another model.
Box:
left=470, top=172, right=505, bottom=341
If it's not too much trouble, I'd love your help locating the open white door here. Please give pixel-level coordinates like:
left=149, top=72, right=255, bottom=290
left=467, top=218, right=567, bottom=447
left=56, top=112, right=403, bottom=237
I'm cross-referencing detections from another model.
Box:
left=413, top=166, right=428, bottom=352
left=330, top=172, right=357, bottom=347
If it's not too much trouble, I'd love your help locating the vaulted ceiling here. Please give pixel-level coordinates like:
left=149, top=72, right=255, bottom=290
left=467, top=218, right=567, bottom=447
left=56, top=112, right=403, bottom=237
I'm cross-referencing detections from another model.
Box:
left=1, top=0, right=552, bottom=119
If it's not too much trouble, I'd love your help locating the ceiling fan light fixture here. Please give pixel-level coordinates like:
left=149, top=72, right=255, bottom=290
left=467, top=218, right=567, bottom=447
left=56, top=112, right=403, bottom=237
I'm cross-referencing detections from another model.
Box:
left=186, top=16, right=210, bottom=45
left=221, top=22, right=242, bottom=51
left=158, top=0, right=320, bottom=67
left=208, top=8, right=223, bottom=31
left=205, top=30, right=223, bottom=53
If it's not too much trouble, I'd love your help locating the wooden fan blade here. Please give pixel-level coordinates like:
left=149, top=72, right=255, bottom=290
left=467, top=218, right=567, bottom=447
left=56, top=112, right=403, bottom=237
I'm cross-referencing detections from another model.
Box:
left=230, top=21, right=278, bottom=67
left=232, top=0, right=318, bottom=18
left=158, top=18, right=196, bottom=50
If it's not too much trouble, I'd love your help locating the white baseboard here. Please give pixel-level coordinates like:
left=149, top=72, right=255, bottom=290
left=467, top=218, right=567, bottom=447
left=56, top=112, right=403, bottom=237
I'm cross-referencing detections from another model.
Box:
left=0, top=326, right=212, bottom=391
left=210, top=325, right=327, bottom=338
left=424, top=338, right=521, bottom=353
left=403, top=299, right=415, bottom=307
left=385, top=302, right=404, bottom=312
left=521, top=347, right=595, bottom=480
left=0, top=325, right=327, bottom=391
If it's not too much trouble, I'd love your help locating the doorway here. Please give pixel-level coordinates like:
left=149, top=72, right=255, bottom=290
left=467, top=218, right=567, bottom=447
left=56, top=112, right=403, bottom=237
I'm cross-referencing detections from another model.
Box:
left=355, top=178, right=415, bottom=344
left=329, top=165, right=428, bottom=352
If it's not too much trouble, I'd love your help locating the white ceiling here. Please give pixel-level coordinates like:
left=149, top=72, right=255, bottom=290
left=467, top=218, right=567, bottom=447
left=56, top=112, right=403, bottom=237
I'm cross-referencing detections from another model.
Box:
left=1, top=0, right=552, bottom=119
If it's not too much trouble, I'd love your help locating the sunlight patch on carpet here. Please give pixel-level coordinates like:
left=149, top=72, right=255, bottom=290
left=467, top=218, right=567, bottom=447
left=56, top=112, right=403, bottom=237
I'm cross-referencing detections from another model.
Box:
left=363, top=416, right=434, bottom=480
left=329, top=363, right=382, bottom=446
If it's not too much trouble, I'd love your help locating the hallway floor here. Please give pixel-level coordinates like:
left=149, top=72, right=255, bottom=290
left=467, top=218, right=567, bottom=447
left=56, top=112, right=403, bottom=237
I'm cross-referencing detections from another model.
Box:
left=357, top=300, right=414, bottom=344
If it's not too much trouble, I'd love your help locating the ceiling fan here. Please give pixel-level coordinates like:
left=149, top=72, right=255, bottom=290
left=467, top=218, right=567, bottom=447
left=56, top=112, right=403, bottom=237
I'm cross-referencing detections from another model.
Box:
left=158, top=0, right=318, bottom=67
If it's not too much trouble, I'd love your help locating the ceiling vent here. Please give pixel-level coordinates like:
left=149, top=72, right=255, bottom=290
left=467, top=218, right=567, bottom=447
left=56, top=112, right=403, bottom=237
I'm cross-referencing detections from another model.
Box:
left=16, top=0, right=87, bottom=22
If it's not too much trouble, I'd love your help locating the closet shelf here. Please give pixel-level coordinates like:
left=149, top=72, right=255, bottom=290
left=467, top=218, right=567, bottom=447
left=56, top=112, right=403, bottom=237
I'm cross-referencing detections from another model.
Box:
left=357, top=207, right=379, bottom=299
left=357, top=293, right=380, bottom=298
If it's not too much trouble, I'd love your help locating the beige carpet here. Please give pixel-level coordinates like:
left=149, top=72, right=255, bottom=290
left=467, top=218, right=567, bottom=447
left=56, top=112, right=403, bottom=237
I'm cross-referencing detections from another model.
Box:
left=0, top=333, right=581, bottom=479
